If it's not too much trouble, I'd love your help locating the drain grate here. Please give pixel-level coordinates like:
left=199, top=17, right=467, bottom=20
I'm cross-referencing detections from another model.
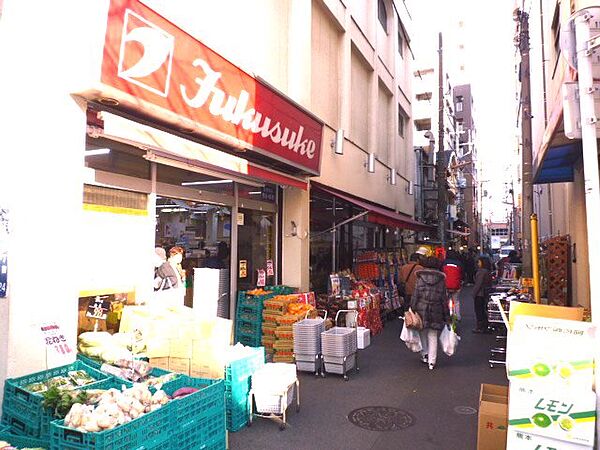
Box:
left=348, top=406, right=415, bottom=431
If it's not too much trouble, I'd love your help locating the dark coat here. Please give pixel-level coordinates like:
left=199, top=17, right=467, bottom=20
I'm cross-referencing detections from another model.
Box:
left=472, top=268, right=492, bottom=298
left=154, top=262, right=179, bottom=290
left=410, top=269, right=450, bottom=330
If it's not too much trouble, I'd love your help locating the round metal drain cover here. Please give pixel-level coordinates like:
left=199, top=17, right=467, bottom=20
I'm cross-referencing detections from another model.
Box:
left=348, top=406, right=415, bottom=431
left=454, top=406, right=477, bottom=415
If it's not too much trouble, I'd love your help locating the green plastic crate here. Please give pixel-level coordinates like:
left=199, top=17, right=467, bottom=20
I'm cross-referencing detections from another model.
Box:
left=50, top=396, right=171, bottom=450
left=1, top=361, right=110, bottom=439
left=0, top=430, right=49, bottom=449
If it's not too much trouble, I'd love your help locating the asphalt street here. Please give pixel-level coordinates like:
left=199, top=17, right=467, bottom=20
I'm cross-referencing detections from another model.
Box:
left=229, top=287, right=508, bottom=450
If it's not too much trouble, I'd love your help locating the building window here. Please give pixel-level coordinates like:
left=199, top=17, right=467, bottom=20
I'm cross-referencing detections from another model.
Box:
left=456, top=101, right=463, bottom=112
left=378, top=0, right=388, bottom=33
left=397, top=23, right=404, bottom=57
left=398, top=105, right=406, bottom=137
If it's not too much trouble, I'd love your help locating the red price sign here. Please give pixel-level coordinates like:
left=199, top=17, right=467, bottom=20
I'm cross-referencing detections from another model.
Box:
left=40, top=323, right=72, bottom=355
left=257, top=269, right=266, bottom=287
left=266, top=260, right=274, bottom=277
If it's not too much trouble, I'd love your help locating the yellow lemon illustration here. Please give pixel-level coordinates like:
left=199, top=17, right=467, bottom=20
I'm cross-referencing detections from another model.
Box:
left=558, top=416, right=574, bottom=431
left=557, top=363, right=573, bottom=379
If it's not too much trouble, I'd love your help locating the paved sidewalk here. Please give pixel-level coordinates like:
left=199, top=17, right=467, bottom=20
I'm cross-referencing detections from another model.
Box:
left=230, top=287, right=507, bottom=450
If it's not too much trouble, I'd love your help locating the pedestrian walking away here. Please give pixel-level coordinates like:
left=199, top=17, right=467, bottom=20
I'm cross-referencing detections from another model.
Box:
left=472, top=256, right=493, bottom=333
left=398, top=252, right=424, bottom=315
left=410, top=256, right=450, bottom=370
left=442, top=250, right=464, bottom=321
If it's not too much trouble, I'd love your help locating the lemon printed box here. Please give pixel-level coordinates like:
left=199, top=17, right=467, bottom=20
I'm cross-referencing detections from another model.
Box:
left=507, top=429, right=592, bottom=450
left=508, top=384, right=596, bottom=446
left=507, top=316, right=596, bottom=388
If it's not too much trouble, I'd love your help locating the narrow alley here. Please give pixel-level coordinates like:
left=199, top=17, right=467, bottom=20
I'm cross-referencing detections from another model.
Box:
left=231, top=287, right=506, bottom=450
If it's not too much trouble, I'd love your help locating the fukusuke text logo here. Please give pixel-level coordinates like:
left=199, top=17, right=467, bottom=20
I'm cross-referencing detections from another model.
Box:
left=118, top=9, right=174, bottom=97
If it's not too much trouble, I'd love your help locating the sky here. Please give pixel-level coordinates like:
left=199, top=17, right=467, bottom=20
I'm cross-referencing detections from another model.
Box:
left=410, top=0, right=518, bottom=223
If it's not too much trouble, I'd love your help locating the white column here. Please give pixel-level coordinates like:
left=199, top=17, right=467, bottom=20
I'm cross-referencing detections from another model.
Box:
left=281, top=187, right=310, bottom=291
left=573, top=8, right=600, bottom=446
left=0, top=0, right=93, bottom=403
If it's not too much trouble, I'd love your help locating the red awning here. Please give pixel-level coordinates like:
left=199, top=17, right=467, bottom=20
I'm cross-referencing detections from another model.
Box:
left=312, top=182, right=433, bottom=231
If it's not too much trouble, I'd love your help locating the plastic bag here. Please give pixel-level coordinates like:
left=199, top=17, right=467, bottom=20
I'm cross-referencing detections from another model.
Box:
left=400, top=322, right=422, bottom=353
left=439, top=325, right=460, bottom=356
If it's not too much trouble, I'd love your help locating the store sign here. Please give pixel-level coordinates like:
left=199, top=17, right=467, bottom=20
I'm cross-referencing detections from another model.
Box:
left=257, top=269, right=266, bottom=287
left=101, top=0, right=323, bottom=175
left=0, top=206, right=7, bottom=298
left=237, top=213, right=245, bottom=226
left=40, top=323, right=72, bottom=355
left=266, top=259, right=274, bottom=277
left=86, top=295, right=110, bottom=320
left=239, top=260, right=247, bottom=278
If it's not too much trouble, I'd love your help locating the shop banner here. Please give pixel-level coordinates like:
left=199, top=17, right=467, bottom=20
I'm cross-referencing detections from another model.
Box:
left=101, top=0, right=323, bottom=175
left=266, top=259, right=274, bottom=277
left=257, top=269, right=266, bottom=287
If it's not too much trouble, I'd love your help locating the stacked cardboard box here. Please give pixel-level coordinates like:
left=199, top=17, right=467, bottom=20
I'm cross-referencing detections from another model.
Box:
left=261, top=295, right=295, bottom=359
left=506, top=315, right=596, bottom=450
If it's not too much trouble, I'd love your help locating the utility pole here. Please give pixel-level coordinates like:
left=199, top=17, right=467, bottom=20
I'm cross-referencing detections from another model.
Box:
left=437, top=32, right=447, bottom=248
left=515, top=9, right=533, bottom=277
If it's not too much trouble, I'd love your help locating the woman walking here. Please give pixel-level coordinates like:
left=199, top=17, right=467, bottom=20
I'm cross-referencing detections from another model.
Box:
left=472, top=256, right=493, bottom=333
left=410, top=256, right=450, bottom=370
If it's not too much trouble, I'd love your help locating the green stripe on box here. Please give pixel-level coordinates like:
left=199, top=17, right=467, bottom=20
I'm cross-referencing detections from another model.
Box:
left=508, top=369, right=531, bottom=376
left=571, top=360, right=594, bottom=368
left=509, top=418, right=532, bottom=426
left=571, top=411, right=596, bottom=420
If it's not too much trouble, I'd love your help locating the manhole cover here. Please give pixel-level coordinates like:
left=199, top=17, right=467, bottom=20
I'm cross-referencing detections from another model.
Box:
left=454, top=406, right=477, bottom=415
left=348, top=406, right=415, bottom=431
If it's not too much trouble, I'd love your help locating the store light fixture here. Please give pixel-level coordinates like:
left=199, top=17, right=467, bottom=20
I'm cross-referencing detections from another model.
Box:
left=85, top=148, right=111, bottom=156
left=332, top=129, right=344, bottom=155
left=181, top=180, right=233, bottom=186
left=389, top=168, right=397, bottom=185
left=365, top=153, right=375, bottom=173
left=248, top=191, right=262, bottom=195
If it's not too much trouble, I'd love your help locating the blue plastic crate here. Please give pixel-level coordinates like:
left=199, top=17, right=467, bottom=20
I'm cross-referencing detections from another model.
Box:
left=225, top=391, right=250, bottom=432
left=0, top=430, right=49, bottom=449
left=50, top=397, right=171, bottom=450
left=234, top=334, right=261, bottom=348
left=2, top=361, right=111, bottom=439
left=162, top=376, right=224, bottom=429
left=75, top=353, right=102, bottom=370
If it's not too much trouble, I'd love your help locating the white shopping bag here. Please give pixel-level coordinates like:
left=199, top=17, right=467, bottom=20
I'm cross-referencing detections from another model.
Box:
left=400, top=322, right=422, bottom=353
left=439, top=325, right=460, bottom=356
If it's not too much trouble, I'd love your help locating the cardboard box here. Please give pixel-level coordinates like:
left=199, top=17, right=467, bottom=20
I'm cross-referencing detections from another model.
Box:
left=170, top=338, right=193, bottom=358
left=507, top=316, right=596, bottom=389
left=357, top=327, right=370, bottom=349
left=477, top=384, right=509, bottom=450
left=190, top=352, right=225, bottom=380
left=146, top=337, right=170, bottom=358
left=508, top=383, right=596, bottom=446
left=169, top=357, right=191, bottom=375
left=508, top=301, right=584, bottom=331
left=149, top=357, right=170, bottom=370
left=507, top=429, right=592, bottom=450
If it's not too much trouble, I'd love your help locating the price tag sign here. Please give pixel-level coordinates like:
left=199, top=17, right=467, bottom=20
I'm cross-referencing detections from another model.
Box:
left=257, top=269, right=266, bottom=287
left=40, top=323, right=72, bottom=355
left=239, top=260, right=248, bottom=278
left=86, top=296, right=110, bottom=320
left=266, top=259, right=274, bottom=276
left=520, top=277, right=534, bottom=288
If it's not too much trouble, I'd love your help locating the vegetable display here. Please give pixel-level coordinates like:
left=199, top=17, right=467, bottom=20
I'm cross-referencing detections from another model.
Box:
left=24, top=371, right=97, bottom=394
left=63, top=384, right=169, bottom=432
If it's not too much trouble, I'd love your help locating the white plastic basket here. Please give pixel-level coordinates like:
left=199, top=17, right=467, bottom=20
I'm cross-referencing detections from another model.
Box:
left=253, top=381, right=296, bottom=414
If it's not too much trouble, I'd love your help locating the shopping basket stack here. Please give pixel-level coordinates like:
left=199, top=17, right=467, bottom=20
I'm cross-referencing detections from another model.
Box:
left=293, top=317, right=326, bottom=375
left=321, top=311, right=358, bottom=381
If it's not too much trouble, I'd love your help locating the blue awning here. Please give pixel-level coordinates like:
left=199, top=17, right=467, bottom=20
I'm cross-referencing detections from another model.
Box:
left=533, top=143, right=581, bottom=184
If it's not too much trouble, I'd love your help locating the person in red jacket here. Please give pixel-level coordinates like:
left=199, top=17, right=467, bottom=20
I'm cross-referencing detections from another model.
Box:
left=442, top=250, right=464, bottom=320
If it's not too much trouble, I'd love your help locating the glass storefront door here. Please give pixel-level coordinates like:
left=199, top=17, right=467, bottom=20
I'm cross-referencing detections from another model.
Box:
left=237, top=208, right=276, bottom=291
